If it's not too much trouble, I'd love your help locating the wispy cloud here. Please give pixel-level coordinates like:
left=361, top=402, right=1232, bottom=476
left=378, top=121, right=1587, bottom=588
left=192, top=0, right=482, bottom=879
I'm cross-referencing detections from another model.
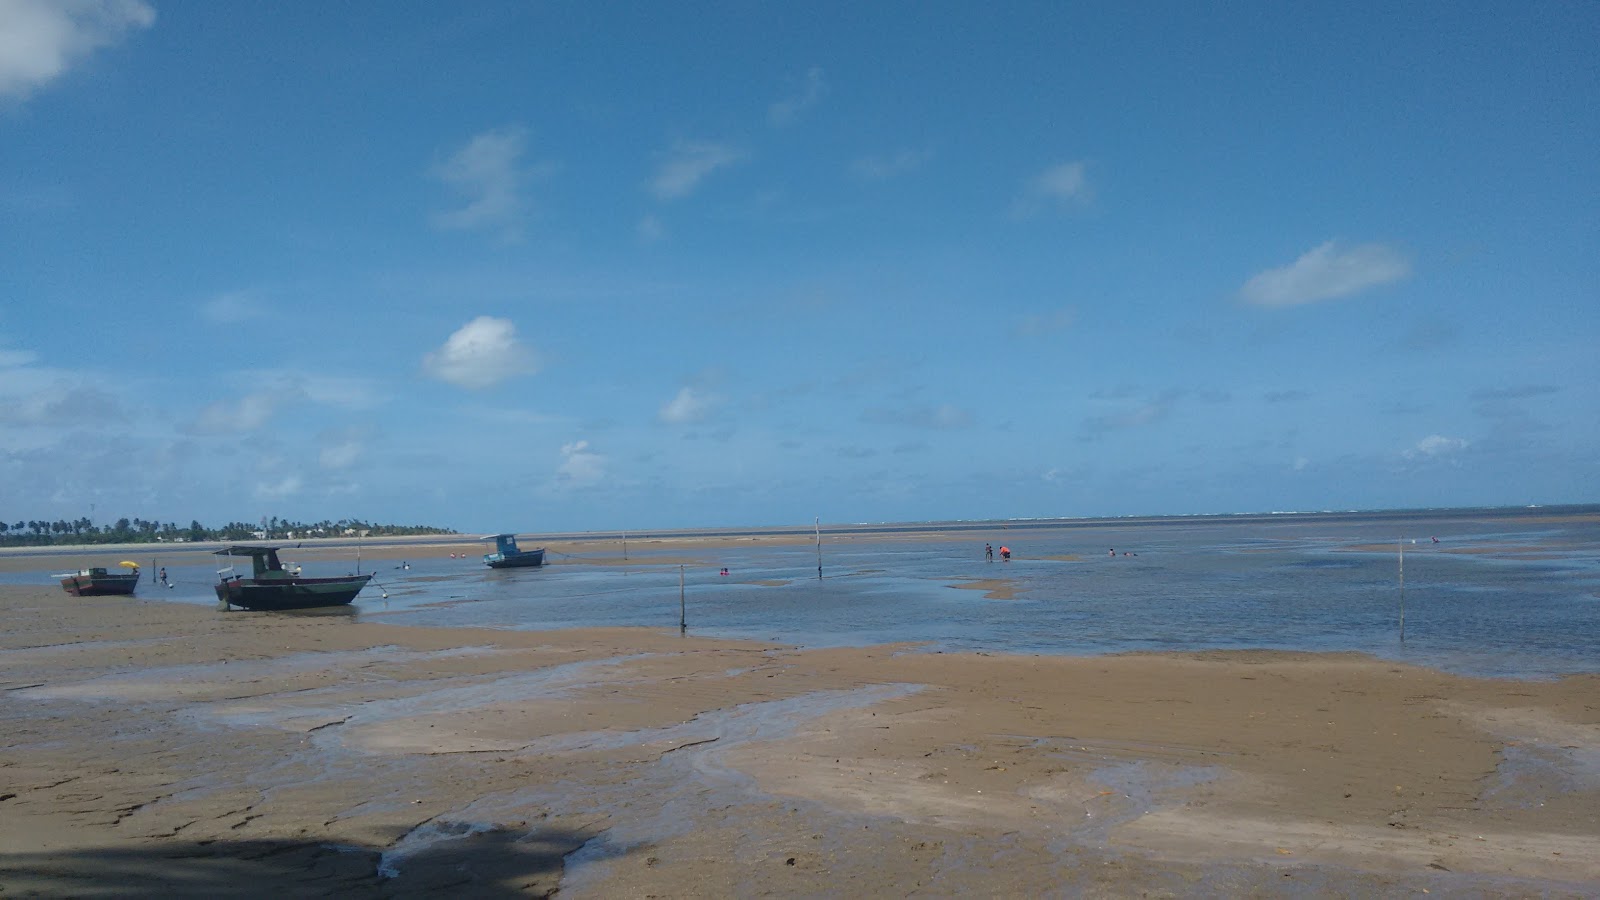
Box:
left=431, top=127, right=548, bottom=239
left=1014, top=161, right=1090, bottom=215
left=862, top=403, right=973, bottom=430
left=0, top=383, right=126, bottom=427
left=0, top=348, right=39, bottom=367
left=1011, top=307, right=1076, bottom=338
left=318, top=426, right=367, bottom=470
left=1471, top=385, right=1557, bottom=430
left=253, top=474, right=303, bottom=501
left=1393, top=318, right=1459, bottom=352
left=1240, top=240, right=1410, bottom=307
left=658, top=386, right=719, bottom=424
left=637, top=214, right=665, bottom=243
left=189, top=392, right=278, bottom=434
left=851, top=148, right=932, bottom=180
left=0, top=0, right=155, bottom=102
left=199, top=290, right=264, bottom=323
left=1082, top=389, right=1180, bottom=434
left=230, top=369, right=385, bottom=410
left=650, top=140, right=744, bottom=200
left=768, top=66, right=826, bottom=126
left=1470, top=385, right=1559, bottom=402
left=422, top=316, right=538, bottom=389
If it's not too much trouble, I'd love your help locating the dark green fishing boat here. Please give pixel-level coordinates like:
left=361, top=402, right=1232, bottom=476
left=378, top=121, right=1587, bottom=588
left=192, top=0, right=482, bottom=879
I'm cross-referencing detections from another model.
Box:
left=58, top=562, right=141, bottom=596
left=214, top=545, right=371, bottom=610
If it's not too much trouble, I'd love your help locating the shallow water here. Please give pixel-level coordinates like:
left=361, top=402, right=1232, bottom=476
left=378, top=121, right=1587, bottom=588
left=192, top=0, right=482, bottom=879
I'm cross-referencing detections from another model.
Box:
left=7, top=507, right=1597, bottom=679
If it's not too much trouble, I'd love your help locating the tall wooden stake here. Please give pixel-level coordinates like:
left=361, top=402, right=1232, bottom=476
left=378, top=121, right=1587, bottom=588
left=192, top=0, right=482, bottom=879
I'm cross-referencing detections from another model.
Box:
left=623, top=530, right=628, bottom=561
left=679, top=564, right=686, bottom=632
left=815, top=516, right=822, bottom=579
left=1398, top=538, right=1406, bottom=644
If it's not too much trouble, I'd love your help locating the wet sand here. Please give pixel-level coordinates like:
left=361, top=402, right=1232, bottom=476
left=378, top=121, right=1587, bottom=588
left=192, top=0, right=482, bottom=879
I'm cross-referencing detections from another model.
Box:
left=2, top=583, right=1598, bottom=896
left=949, top=578, right=1019, bottom=600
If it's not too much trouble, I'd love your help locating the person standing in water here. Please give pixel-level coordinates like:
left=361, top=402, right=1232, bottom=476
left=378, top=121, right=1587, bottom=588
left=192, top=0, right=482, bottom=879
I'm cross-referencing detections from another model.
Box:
left=985, top=543, right=994, bottom=561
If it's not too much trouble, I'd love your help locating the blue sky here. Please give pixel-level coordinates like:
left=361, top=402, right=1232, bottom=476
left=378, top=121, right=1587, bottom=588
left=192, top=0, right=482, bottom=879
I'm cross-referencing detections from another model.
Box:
left=2, top=1, right=1596, bottom=532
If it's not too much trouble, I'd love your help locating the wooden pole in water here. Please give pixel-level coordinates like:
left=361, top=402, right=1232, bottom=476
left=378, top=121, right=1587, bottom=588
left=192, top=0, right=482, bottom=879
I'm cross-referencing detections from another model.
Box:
left=623, top=530, right=628, bottom=561
left=1398, top=538, right=1406, bottom=644
left=815, top=516, right=822, bottom=579
left=679, top=564, right=686, bottom=632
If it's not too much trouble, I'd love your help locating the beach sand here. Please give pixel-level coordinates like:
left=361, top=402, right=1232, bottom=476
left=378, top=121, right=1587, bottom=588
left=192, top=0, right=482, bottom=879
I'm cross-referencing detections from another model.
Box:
left=2, top=574, right=1598, bottom=896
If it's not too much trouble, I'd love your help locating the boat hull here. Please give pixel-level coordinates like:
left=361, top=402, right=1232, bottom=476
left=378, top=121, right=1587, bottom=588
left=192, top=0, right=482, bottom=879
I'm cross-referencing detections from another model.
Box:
left=60, top=573, right=139, bottom=597
left=214, top=575, right=372, bottom=610
left=485, top=548, right=546, bottom=569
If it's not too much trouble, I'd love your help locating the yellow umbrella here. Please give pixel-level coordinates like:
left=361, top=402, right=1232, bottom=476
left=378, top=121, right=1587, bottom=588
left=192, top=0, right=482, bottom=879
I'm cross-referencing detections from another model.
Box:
left=119, top=561, right=140, bottom=568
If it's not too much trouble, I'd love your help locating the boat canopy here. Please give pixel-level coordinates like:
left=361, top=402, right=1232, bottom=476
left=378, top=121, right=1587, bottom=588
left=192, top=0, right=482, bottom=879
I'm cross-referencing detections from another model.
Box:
left=214, top=545, right=287, bottom=577
left=481, top=533, right=521, bottom=555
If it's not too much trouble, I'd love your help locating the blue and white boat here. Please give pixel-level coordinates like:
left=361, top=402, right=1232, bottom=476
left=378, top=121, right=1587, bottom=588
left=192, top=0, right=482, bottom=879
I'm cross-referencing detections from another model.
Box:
left=482, top=533, right=546, bottom=569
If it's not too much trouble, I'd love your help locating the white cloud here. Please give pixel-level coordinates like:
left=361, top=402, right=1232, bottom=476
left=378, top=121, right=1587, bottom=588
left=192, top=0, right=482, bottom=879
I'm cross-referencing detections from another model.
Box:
left=422, top=316, right=537, bottom=389
left=0, top=348, right=39, bottom=367
left=557, top=439, right=605, bottom=486
left=658, top=386, right=718, bottom=424
left=650, top=140, right=743, bottom=200
left=768, top=66, right=826, bottom=126
left=199, top=290, right=264, bottom=323
left=0, top=0, right=154, bottom=101
left=1015, top=161, right=1090, bottom=215
left=1404, top=434, right=1468, bottom=460
left=189, top=392, right=277, bottom=434
left=850, top=148, right=932, bottom=180
left=432, top=127, right=545, bottom=238
left=1240, top=240, right=1411, bottom=307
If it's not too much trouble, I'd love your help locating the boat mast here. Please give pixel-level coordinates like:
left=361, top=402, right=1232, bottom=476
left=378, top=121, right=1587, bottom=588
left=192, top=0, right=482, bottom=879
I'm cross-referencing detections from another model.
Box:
left=815, top=516, right=822, bottom=579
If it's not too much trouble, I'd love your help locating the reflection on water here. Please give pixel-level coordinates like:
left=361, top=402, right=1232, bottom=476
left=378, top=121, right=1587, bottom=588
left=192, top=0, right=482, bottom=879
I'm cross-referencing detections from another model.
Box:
left=5, top=508, right=1597, bottom=679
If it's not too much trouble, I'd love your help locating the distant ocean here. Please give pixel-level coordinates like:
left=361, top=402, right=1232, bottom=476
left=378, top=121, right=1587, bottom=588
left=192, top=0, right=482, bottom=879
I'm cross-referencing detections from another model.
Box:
left=8, top=506, right=1597, bottom=680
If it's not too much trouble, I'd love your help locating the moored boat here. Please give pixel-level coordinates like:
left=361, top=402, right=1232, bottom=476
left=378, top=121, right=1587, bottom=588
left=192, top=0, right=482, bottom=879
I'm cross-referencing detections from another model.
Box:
left=58, top=561, right=140, bottom=596
left=214, top=545, right=371, bottom=611
left=482, top=533, right=546, bottom=569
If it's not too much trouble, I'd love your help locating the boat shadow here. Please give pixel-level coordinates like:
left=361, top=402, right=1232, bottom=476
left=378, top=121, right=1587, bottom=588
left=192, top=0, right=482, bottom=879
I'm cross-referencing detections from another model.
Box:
left=0, top=825, right=596, bottom=897
left=230, top=604, right=362, bottom=619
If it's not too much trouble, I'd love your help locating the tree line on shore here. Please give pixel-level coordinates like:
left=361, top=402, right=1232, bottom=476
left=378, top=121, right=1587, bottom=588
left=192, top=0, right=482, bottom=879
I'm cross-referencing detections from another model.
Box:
left=0, top=516, right=455, bottom=547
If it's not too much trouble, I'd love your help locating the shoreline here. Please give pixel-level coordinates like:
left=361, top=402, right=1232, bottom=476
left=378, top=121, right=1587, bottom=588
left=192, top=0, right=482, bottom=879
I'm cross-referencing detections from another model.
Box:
left=2, top=584, right=1597, bottom=895
left=3, top=501, right=1596, bottom=570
